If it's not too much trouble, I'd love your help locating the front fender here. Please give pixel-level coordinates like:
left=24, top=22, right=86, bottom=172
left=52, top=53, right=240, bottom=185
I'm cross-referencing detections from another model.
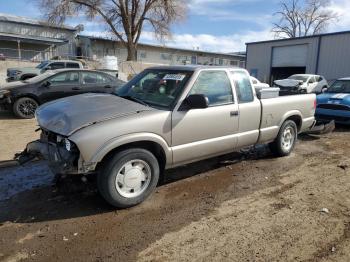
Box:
left=83, top=133, right=173, bottom=168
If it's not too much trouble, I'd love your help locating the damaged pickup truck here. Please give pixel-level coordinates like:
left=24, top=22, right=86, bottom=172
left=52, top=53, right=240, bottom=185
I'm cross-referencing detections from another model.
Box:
left=16, top=66, right=321, bottom=208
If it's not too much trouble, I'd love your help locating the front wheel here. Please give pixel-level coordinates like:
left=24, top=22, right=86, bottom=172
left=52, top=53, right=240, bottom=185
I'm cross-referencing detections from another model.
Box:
left=97, top=148, right=160, bottom=208
left=13, top=97, right=39, bottom=119
left=269, top=120, right=298, bottom=157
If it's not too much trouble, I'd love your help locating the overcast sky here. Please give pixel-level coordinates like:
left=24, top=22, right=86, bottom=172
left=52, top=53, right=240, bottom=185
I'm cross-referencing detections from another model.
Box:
left=1, top=0, right=350, bottom=53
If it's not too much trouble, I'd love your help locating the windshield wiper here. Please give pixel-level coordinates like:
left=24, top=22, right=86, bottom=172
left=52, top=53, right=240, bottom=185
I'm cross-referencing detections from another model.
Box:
left=119, top=95, right=149, bottom=107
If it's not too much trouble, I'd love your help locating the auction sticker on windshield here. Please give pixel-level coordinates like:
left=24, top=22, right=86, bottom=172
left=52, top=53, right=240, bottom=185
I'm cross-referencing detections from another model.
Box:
left=163, top=74, right=186, bottom=81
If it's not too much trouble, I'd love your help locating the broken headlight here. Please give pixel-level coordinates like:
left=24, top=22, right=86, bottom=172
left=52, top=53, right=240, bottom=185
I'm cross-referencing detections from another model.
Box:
left=0, top=90, right=10, bottom=99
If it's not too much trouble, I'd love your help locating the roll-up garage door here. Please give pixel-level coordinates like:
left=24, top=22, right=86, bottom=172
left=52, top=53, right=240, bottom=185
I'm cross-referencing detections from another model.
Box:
left=272, top=45, right=308, bottom=67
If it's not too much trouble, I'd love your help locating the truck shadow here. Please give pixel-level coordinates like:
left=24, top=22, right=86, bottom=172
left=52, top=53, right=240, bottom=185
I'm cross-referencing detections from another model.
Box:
left=0, top=145, right=275, bottom=224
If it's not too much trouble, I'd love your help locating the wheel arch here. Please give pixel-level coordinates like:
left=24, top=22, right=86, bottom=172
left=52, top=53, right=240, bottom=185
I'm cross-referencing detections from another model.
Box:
left=13, top=94, right=41, bottom=105
left=89, top=133, right=172, bottom=173
left=280, top=111, right=302, bottom=132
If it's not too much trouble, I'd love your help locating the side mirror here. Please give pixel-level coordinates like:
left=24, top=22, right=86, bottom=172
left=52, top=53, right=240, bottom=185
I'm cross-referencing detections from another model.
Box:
left=42, top=81, right=51, bottom=88
left=183, top=94, right=209, bottom=110
left=322, top=88, right=328, bottom=93
left=45, top=66, right=52, bottom=71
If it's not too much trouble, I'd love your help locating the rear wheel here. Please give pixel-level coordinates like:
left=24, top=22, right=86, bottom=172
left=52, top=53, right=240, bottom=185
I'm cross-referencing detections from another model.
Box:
left=269, top=120, right=298, bottom=157
left=97, top=148, right=160, bottom=208
left=13, top=97, right=39, bottom=119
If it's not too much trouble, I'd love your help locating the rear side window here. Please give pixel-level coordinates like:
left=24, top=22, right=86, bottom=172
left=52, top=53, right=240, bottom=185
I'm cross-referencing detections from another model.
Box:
left=66, top=62, right=80, bottom=69
left=231, top=71, right=254, bottom=103
left=189, top=71, right=233, bottom=106
left=82, top=72, right=110, bottom=84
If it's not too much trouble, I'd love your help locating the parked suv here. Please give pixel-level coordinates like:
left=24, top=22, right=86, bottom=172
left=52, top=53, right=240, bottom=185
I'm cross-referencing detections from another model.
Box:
left=6, top=60, right=84, bottom=82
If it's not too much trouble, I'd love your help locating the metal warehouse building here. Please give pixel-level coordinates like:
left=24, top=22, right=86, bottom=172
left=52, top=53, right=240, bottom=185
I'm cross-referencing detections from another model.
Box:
left=0, top=13, right=80, bottom=61
left=246, top=31, right=350, bottom=84
left=76, top=35, right=246, bottom=67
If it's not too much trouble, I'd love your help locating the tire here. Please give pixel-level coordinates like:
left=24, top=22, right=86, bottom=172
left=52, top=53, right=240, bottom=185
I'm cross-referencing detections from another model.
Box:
left=97, top=148, right=160, bottom=208
left=269, top=120, right=298, bottom=157
left=13, top=97, right=39, bottom=119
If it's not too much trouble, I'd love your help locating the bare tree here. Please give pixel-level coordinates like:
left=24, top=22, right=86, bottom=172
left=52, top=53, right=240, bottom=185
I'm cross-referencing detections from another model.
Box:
left=38, top=0, right=187, bottom=61
left=272, top=0, right=338, bottom=38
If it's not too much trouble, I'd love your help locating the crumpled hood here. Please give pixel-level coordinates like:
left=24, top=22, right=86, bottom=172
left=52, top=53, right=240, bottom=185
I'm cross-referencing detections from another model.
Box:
left=274, top=79, right=303, bottom=88
left=36, top=93, right=154, bottom=136
left=317, top=93, right=350, bottom=104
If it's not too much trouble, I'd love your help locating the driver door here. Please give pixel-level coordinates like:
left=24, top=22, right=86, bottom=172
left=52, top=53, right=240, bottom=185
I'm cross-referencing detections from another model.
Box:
left=171, top=70, right=239, bottom=166
left=39, top=71, right=81, bottom=103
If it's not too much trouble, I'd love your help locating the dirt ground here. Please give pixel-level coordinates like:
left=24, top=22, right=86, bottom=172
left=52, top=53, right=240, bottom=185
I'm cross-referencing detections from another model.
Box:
left=0, top=114, right=350, bottom=262
left=0, top=111, right=39, bottom=161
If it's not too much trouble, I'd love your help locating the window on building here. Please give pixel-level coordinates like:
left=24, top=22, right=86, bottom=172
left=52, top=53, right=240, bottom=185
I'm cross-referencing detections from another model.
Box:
left=230, top=60, right=239, bottom=66
left=218, top=59, right=224, bottom=65
left=239, top=61, right=246, bottom=68
left=189, top=71, right=234, bottom=106
left=161, top=53, right=173, bottom=60
left=138, top=51, right=147, bottom=59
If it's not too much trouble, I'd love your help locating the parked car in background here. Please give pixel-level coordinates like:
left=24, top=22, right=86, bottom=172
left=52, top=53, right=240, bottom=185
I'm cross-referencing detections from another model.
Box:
left=6, top=60, right=84, bottom=82
left=0, top=53, right=6, bottom=61
left=250, top=76, right=270, bottom=89
left=17, top=66, right=317, bottom=208
left=316, top=77, right=350, bottom=124
left=275, top=74, right=328, bottom=94
left=0, top=69, right=126, bottom=119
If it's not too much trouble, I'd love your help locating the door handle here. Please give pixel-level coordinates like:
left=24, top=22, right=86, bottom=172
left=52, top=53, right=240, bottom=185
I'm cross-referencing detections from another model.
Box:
left=72, top=87, right=81, bottom=90
left=230, top=111, right=239, bottom=117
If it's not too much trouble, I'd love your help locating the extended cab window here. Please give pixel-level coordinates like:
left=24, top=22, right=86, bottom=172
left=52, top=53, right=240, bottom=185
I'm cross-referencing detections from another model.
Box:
left=189, top=71, right=233, bottom=106
left=232, top=71, right=254, bottom=103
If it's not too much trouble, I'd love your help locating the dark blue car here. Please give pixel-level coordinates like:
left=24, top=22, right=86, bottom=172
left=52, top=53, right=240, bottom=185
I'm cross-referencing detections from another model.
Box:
left=316, top=78, right=350, bottom=124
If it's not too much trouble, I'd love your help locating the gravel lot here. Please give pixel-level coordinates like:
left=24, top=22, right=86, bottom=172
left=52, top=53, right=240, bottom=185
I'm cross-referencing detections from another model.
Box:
left=0, top=115, right=350, bottom=262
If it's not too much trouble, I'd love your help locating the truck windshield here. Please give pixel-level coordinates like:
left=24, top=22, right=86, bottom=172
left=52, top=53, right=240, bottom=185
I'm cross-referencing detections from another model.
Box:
left=115, top=69, right=193, bottom=109
left=327, top=80, right=350, bottom=93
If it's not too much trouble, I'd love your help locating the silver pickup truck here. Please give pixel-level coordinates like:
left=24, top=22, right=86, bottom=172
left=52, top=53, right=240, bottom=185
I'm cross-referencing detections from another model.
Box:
left=17, top=66, right=317, bottom=208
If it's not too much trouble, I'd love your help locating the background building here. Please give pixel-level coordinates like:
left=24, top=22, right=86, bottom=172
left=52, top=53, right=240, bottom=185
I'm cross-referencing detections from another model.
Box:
left=0, top=13, right=80, bottom=61
left=76, top=35, right=246, bottom=68
left=246, top=31, right=350, bottom=84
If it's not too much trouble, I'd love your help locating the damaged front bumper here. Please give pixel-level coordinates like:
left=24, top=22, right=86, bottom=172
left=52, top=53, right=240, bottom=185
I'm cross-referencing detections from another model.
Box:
left=15, top=139, right=80, bottom=175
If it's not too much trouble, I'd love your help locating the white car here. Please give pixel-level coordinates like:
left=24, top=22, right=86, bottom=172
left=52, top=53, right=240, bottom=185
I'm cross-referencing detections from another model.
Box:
left=250, top=76, right=270, bottom=89
left=275, top=74, right=328, bottom=94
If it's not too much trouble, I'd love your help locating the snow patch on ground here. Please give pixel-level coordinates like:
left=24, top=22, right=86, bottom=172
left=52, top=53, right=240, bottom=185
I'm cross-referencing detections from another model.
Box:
left=0, top=161, right=54, bottom=201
